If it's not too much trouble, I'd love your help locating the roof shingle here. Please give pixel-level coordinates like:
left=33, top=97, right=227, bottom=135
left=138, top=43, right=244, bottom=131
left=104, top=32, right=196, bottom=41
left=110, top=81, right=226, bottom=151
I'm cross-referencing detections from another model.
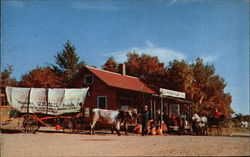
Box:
left=85, top=66, right=156, bottom=94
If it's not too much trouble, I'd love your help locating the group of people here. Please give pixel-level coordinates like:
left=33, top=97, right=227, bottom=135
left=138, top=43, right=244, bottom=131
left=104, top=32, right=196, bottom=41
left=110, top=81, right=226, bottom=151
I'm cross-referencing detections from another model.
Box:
left=139, top=105, right=222, bottom=136
left=140, top=105, right=185, bottom=135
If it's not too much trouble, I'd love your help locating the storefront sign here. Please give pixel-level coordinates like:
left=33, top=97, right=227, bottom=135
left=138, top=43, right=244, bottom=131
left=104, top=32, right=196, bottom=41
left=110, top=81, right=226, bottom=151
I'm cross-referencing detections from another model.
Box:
left=160, top=88, right=185, bottom=99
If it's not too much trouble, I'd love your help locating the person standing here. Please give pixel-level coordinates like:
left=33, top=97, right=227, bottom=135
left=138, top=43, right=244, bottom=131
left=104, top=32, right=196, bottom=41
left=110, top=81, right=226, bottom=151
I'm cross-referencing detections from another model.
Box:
left=142, top=105, right=150, bottom=136
left=214, top=109, right=221, bottom=119
left=213, top=109, right=221, bottom=124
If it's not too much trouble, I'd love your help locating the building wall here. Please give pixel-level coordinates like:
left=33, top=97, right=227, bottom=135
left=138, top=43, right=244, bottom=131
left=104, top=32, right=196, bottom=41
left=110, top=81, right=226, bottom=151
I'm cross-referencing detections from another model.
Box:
left=69, top=68, right=156, bottom=112
left=116, top=88, right=152, bottom=112
left=69, top=69, right=118, bottom=110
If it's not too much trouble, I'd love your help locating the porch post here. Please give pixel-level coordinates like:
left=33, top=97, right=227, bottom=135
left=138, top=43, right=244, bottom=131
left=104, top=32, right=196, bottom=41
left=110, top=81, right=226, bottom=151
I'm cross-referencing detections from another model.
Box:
left=160, top=95, right=163, bottom=129
left=153, top=98, right=156, bottom=126
left=150, top=96, right=153, bottom=120
left=189, top=105, right=192, bottom=122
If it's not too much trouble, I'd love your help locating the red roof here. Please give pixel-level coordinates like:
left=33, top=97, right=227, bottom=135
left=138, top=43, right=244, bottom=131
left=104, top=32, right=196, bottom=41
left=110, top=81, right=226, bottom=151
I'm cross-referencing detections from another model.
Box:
left=85, top=66, right=156, bottom=94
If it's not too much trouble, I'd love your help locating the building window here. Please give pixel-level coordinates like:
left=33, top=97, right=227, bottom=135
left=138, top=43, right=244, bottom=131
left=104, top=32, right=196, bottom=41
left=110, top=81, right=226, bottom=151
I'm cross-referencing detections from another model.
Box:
left=170, top=104, right=180, bottom=115
left=84, top=75, right=93, bottom=84
left=97, top=96, right=107, bottom=109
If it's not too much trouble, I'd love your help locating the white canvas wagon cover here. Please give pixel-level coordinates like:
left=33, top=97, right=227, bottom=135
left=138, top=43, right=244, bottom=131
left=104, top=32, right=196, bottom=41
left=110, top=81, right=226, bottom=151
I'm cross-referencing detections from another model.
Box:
left=5, top=86, right=89, bottom=115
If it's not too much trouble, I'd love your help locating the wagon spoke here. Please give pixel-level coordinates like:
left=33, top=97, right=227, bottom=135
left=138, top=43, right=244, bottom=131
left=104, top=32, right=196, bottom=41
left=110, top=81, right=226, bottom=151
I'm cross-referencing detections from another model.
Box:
left=18, top=114, right=39, bottom=133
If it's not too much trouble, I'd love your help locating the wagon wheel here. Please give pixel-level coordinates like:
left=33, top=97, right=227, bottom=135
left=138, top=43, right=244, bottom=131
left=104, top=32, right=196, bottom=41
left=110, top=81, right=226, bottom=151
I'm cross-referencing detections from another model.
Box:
left=62, top=118, right=77, bottom=134
left=75, top=118, right=86, bottom=132
left=18, top=114, right=40, bottom=133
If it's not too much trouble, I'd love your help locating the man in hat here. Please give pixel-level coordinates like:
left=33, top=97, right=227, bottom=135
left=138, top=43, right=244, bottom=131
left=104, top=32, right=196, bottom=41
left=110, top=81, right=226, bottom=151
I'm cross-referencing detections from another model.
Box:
left=142, top=105, right=150, bottom=136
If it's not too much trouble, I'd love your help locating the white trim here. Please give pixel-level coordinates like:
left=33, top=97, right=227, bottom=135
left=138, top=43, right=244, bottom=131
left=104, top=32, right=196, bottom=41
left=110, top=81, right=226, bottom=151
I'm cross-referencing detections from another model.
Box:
left=97, top=96, right=107, bottom=109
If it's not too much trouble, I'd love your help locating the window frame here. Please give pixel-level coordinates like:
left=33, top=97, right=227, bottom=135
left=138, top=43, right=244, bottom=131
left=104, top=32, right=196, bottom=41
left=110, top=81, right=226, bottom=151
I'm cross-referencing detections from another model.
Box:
left=97, top=96, right=107, bottom=109
left=84, top=74, right=93, bottom=84
left=170, top=104, right=180, bottom=116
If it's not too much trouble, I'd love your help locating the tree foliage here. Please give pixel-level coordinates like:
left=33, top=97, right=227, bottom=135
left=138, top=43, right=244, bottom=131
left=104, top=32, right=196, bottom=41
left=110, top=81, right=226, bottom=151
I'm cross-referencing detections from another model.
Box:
left=233, top=113, right=250, bottom=122
left=165, top=60, right=193, bottom=93
left=164, top=58, right=234, bottom=116
left=102, top=57, right=118, bottom=72
left=1, top=65, right=18, bottom=89
left=102, top=53, right=234, bottom=117
left=19, top=66, right=62, bottom=88
left=52, top=40, right=86, bottom=86
left=125, top=52, right=166, bottom=88
left=2, top=41, right=234, bottom=117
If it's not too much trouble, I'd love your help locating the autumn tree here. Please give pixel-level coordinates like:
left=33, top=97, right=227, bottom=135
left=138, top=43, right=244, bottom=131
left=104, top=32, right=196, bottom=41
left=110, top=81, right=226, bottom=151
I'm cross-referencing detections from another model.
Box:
left=102, top=54, right=234, bottom=117
left=164, top=60, right=194, bottom=116
left=165, top=60, right=193, bottom=93
left=52, top=40, right=86, bottom=86
left=19, top=66, right=62, bottom=88
left=233, top=113, right=250, bottom=122
left=125, top=52, right=166, bottom=88
left=102, top=57, right=118, bottom=72
left=189, top=58, right=234, bottom=117
left=1, top=65, right=17, bottom=89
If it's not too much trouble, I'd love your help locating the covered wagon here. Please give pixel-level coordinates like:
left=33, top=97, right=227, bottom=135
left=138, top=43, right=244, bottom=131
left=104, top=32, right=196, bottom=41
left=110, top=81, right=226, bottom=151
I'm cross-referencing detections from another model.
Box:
left=5, top=86, right=89, bottom=133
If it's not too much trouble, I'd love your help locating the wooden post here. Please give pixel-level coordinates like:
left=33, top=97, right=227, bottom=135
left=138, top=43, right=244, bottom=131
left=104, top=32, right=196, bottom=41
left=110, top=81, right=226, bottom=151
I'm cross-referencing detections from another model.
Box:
left=189, top=105, right=192, bottom=121
left=160, top=95, right=163, bottom=129
left=27, top=88, right=31, bottom=113
left=153, top=98, right=156, bottom=126
left=150, top=97, right=153, bottom=120
left=166, top=99, right=168, bottom=116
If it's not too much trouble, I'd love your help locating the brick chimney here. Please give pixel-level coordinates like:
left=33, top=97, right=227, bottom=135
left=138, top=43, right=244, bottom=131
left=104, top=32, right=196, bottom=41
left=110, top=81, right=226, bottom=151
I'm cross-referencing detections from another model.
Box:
left=119, top=64, right=126, bottom=75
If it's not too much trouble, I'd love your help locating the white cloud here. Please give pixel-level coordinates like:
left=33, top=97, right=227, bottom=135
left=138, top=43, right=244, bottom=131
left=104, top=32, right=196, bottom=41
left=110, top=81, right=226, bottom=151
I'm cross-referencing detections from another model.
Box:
left=146, top=41, right=155, bottom=48
left=201, top=55, right=219, bottom=63
left=102, top=41, right=186, bottom=64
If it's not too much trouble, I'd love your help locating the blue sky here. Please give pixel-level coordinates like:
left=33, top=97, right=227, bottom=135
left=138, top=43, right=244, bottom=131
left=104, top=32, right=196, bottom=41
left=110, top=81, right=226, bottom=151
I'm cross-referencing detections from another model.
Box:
left=2, top=0, right=249, bottom=115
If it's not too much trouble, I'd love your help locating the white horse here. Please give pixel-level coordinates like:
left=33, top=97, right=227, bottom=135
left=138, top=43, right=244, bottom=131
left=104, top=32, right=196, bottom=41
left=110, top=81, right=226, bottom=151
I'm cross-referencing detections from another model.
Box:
left=241, top=121, right=249, bottom=128
left=192, top=113, right=208, bottom=135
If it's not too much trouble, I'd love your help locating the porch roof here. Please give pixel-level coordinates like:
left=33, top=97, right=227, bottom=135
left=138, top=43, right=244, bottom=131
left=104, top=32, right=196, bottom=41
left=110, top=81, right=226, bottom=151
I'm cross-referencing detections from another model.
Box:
left=152, top=94, right=194, bottom=104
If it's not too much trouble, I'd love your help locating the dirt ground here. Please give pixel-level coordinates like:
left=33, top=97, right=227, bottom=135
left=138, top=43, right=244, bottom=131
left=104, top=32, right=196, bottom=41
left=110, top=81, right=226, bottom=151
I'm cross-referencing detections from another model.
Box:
left=0, top=112, right=249, bottom=157
left=1, top=129, right=250, bottom=157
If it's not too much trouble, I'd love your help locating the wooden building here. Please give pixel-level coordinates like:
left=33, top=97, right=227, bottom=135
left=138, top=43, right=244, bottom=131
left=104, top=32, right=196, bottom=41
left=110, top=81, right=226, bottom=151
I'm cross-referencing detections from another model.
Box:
left=69, top=65, right=193, bottom=122
left=69, top=65, right=156, bottom=112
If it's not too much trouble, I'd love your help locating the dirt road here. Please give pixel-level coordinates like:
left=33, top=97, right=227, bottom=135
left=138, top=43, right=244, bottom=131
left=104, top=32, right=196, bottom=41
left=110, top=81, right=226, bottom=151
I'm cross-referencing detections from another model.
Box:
left=1, top=131, right=249, bottom=157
